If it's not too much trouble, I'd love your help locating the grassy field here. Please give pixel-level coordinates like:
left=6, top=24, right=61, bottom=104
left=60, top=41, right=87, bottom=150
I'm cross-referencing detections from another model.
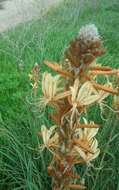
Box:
left=0, top=0, right=119, bottom=189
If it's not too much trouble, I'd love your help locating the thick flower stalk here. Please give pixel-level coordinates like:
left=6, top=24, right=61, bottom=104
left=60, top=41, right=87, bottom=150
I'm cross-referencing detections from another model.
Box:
left=30, top=24, right=119, bottom=189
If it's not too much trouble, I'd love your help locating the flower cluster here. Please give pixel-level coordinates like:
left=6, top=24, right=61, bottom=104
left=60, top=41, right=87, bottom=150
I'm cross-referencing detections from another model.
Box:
left=64, top=24, right=105, bottom=70
left=78, top=24, right=100, bottom=44
left=31, top=24, right=119, bottom=190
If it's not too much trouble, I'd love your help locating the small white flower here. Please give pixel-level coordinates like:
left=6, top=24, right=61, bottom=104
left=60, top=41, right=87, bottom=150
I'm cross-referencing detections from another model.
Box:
left=74, top=138, right=100, bottom=163
left=70, top=79, right=99, bottom=107
left=73, top=118, right=100, bottom=163
left=78, top=24, right=100, bottom=44
left=67, top=79, right=99, bottom=127
left=40, top=72, right=63, bottom=106
left=39, top=125, right=59, bottom=153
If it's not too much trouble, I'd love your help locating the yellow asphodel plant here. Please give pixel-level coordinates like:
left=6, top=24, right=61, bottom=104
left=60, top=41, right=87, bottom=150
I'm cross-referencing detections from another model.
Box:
left=30, top=24, right=119, bottom=190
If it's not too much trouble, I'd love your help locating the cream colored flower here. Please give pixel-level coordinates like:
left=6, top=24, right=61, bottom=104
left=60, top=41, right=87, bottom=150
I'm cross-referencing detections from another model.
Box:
left=73, top=119, right=100, bottom=163
left=39, top=125, right=59, bottom=154
left=70, top=79, right=99, bottom=107
left=67, top=79, right=99, bottom=127
left=41, top=72, right=63, bottom=106
left=74, top=138, right=100, bottom=164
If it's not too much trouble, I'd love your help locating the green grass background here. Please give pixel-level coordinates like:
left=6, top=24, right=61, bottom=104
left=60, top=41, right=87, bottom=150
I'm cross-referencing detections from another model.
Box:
left=0, top=0, right=119, bottom=189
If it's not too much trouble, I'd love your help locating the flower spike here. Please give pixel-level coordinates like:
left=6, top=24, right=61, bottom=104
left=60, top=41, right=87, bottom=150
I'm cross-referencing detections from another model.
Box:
left=29, top=23, right=119, bottom=190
